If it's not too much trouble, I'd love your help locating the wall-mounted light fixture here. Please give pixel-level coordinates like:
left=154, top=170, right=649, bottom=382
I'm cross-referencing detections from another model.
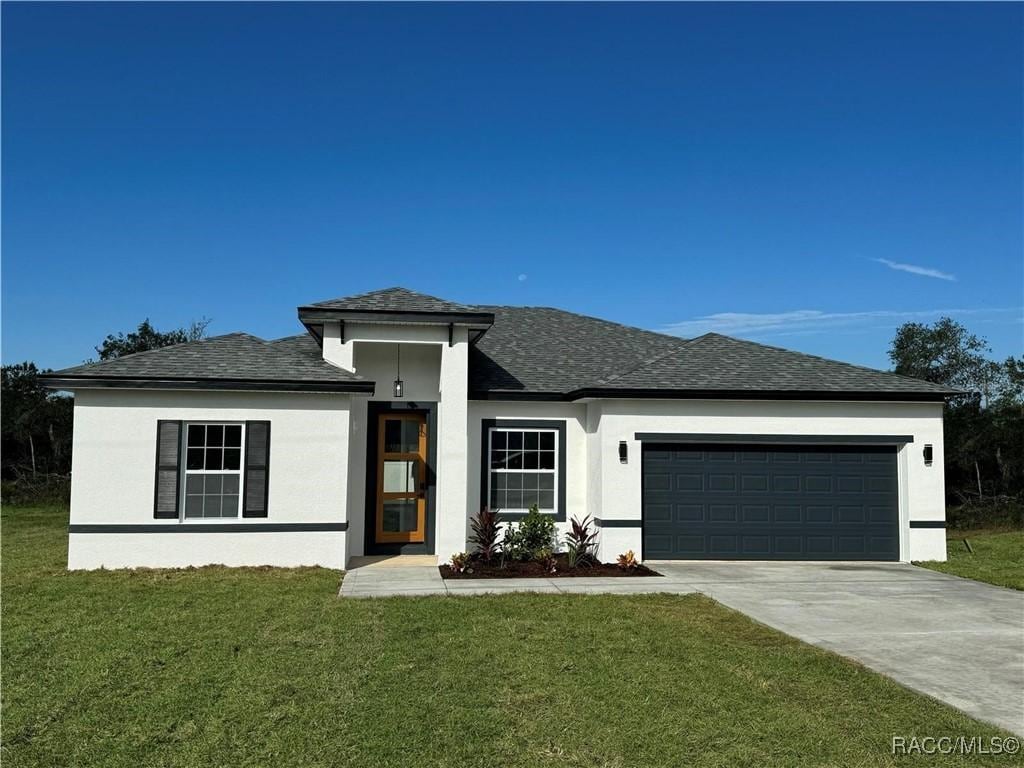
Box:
left=923, top=444, right=933, bottom=466
left=619, top=441, right=628, bottom=464
left=393, top=345, right=404, bottom=399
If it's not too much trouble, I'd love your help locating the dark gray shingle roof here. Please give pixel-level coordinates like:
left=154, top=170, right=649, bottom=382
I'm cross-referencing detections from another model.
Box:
left=40, top=286, right=955, bottom=400
left=43, top=333, right=370, bottom=392
left=590, top=333, right=956, bottom=396
left=304, top=287, right=480, bottom=314
left=469, top=306, right=688, bottom=394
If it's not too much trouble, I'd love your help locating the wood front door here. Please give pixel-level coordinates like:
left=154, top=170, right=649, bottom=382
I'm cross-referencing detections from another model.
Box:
left=375, top=412, right=428, bottom=544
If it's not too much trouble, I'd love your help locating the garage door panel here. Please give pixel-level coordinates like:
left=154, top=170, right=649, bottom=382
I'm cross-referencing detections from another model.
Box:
left=741, top=474, right=769, bottom=491
left=709, top=504, right=738, bottom=522
left=742, top=505, right=770, bottom=522
left=642, top=444, right=899, bottom=561
left=645, top=502, right=672, bottom=522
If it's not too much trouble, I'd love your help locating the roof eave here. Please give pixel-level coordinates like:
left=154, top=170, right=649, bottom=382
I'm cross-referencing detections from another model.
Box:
left=470, top=387, right=953, bottom=402
left=39, top=375, right=375, bottom=395
left=567, top=387, right=953, bottom=402
left=297, top=306, right=495, bottom=328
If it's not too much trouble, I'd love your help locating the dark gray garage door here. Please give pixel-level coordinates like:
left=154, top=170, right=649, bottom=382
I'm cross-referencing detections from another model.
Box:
left=642, top=444, right=899, bottom=560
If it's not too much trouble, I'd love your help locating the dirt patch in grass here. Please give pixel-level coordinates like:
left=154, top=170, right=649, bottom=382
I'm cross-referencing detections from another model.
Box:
left=440, top=553, right=660, bottom=579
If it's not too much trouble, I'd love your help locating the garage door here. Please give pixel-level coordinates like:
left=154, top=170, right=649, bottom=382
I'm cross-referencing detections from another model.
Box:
left=642, top=444, right=899, bottom=560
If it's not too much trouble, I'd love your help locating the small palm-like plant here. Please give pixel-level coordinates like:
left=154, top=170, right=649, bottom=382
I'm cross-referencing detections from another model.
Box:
left=469, top=507, right=500, bottom=562
left=565, top=514, right=598, bottom=568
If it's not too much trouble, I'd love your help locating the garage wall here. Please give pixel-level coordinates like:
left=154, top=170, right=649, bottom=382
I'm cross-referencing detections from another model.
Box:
left=68, top=388, right=352, bottom=569
left=590, top=399, right=947, bottom=562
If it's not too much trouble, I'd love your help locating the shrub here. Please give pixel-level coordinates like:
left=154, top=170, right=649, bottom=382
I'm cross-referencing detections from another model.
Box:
left=0, top=474, right=70, bottom=506
left=616, top=550, right=639, bottom=570
left=449, top=552, right=472, bottom=574
left=947, top=495, right=1024, bottom=530
left=500, top=506, right=558, bottom=562
left=565, top=515, right=598, bottom=568
left=469, top=507, right=501, bottom=562
left=519, top=505, right=557, bottom=557
left=500, top=525, right=529, bottom=563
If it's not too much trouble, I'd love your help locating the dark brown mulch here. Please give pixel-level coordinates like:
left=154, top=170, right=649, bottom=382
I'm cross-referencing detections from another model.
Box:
left=439, top=554, right=661, bottom=579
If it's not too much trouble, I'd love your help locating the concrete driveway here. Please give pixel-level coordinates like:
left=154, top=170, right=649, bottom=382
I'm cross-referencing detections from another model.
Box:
left=652, top=562, right=1024, bottom=736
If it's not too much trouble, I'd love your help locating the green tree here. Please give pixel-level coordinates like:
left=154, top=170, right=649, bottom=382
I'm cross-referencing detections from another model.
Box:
left=890, top=319, right=1024, bottom=508
left=96, top=317, right=210, bottom=360
left=889, top=317, right=996, bottom=399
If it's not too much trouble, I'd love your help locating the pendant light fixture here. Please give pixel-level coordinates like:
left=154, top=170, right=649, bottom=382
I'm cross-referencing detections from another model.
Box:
left=393, top=345, right=404, bottom=399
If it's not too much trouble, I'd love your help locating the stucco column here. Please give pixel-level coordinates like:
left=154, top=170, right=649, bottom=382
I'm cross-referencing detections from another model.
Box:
left=435, top=328, right=469, bottom=561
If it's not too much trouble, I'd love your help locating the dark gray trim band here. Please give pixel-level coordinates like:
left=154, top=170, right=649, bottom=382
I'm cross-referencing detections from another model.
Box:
left=909, top=520, right=946, bottom=529
left=634, top=433, right=915, bottom=445
left=297, top=307, right=495, bottom=327
left=69, top=522, right=348, bottom=533
left=594, top=518, right=642, bottom=528
left=40, top=376, right=375, bottom=394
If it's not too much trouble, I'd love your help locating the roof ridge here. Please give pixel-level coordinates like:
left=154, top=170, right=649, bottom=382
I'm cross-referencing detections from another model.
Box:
left=486, top=305, right=694, bottom=346
left=594, top=340, right=697, bottom=386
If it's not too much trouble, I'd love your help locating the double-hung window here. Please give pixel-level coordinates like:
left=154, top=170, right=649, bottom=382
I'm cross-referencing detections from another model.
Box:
left=488, top=427, right=558, bottom=514
left=182, top=423, right=244, bottom=519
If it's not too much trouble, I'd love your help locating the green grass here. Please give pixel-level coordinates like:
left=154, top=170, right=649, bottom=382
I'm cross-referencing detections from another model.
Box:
left=917, top=529, right=1024, bottom=591
left=3, top=506, right=1019, bottom=768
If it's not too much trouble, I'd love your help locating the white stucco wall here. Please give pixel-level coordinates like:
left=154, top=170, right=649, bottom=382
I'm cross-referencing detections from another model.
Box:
left=436, top=328, right=471, bottom=559
left=64, top=377, right=948, bottom=569
left=466, top=401, right=589, bottom=556
left=67, top=388, right=352, bottom=569
left=588, top=398, right=947, bottom=562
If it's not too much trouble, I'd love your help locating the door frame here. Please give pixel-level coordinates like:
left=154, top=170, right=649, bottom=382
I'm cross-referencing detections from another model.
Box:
left=364, top=401, right=437, bottom=555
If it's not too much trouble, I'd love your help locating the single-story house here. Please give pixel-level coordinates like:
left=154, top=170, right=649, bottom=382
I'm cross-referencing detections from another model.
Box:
left=42, top=287, right=954, bottom=570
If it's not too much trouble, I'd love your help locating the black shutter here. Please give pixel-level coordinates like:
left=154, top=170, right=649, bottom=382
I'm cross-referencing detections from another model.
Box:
left=154, top=421, right=182, bottom=519
left=243, top=421, right=271, bottom=518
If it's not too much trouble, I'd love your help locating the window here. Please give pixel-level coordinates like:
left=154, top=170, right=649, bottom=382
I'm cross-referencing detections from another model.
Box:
left=182, top=423, right=243, bottom=519
left=488, top=427, right=558, bottom=513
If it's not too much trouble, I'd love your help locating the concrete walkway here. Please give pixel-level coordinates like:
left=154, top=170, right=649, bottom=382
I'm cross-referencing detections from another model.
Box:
left=339, top=559, right=1024, bottom=736
left=338, top=556, right=697, bottom=597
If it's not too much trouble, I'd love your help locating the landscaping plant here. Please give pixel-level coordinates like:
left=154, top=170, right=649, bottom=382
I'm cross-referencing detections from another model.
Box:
left=469, top=507, right=501, bottom=562
left=565, top=514, right=598, bottom=568
left=500, top=524, right=529, bottom=563
left=534, top=546, right=558, bottom=573
left=449, top=552, right=472, bottom=574
left=518, top=504, right=557, bottom=558
left=617, top=550, right=639, bottom=570
left=500, top=505, right=558, bottom=563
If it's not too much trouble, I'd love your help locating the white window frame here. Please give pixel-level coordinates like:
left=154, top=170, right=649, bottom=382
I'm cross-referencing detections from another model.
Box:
left=487, top=427, right=560, bottom=515
left=180, top=421, right=246, bottom=522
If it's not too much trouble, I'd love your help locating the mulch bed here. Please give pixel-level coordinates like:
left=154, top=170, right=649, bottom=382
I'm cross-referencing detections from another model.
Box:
left=439, top=554, right=661, bottom=579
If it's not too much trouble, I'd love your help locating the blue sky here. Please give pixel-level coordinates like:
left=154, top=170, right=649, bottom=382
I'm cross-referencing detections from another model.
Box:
left=3, top=2, right=1021, bottom=371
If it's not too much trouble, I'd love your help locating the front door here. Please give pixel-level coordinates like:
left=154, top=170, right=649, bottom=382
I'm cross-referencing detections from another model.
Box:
left=375, top=412, right=428, bottom=544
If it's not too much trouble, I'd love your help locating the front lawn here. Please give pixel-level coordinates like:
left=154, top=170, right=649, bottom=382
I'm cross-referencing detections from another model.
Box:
left=2, top=505, right=1016, bottom=767
left=917, top=529, right=1024, bottom=591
